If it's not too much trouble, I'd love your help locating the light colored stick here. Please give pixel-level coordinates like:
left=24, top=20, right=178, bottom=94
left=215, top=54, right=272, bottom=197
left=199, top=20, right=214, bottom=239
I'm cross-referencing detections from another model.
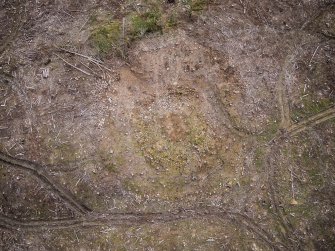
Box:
left=289, top=167, right=295, bottom=200
left=56, top=47, right=112, bottom=72
left=122, top=17, right=126, bottom=59
left=55, top=46, right=103, bottom=63
left=308, top=45, right=320, bottom=67
left=239, top=0, right=246, bottom=14
left=79, top=18, right=89, bottom=32
left=54, top=54, right=92, bottom=76
left=78, top=59, right=99, bottom=76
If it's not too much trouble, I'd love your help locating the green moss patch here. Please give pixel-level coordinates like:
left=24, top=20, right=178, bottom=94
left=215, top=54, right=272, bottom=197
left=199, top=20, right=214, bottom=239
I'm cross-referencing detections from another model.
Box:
left=90, top=21, right=122, bottom=55
left=130, top=10, right=162, bottom=38
left=291, top=95, right=334, bottom=123
left=87, top=1, right=214, bottom=57
left=258, top=119, right=280, bottom=142
left=182, top=0, right=208, bottom=12
left=128, top=110, right=243, bottom=200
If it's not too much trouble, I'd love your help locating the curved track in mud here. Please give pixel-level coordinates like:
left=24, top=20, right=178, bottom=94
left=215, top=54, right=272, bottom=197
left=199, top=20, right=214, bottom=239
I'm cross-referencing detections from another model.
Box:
left=285, top=106, right=335, bottom=136
left=260, top=21, right=335, bottom=244
left=0, top=151, right=286, bottom=250
left=0, top=152, right=91, bottom=215
left=0, top=0, right=27, bottom=57
left=1, top=1, right=334, bottom=249
left=265, top=99, right=335, bottom=248
left=265, top=69, right=335, bottom=248
left=0, top=209, right=284, bottom=250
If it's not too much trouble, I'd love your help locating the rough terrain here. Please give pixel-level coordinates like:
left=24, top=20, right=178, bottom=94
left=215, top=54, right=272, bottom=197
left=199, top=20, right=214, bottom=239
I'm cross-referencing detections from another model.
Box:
left=0, top=0, right=334, bottom=250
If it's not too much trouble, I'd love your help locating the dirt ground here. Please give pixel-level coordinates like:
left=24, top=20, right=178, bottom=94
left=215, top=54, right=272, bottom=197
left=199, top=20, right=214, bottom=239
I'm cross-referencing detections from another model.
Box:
left=0, top=0, right=334, bottom=250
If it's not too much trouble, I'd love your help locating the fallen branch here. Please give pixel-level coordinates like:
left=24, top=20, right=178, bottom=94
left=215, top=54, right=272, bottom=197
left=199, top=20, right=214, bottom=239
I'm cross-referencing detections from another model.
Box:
left=308, top=44, right=320, bottom=67
left=54, top=54, right=92, bottom=76
left=78, top=59, right=99, bottom=76
left=239, top=0, right=247, bottom=14
left=55, top=47, right=112, bottom=72
left=55, top=47, right=102, bottom=63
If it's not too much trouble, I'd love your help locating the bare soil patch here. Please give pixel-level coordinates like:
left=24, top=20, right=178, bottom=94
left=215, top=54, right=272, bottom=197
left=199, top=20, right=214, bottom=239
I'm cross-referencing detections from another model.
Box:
left=0, top=0, right=334, bottom=250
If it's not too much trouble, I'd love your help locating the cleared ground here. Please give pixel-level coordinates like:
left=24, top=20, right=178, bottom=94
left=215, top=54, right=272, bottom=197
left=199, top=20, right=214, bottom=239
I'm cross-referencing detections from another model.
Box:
left=0, top=0, right=334, bottom=250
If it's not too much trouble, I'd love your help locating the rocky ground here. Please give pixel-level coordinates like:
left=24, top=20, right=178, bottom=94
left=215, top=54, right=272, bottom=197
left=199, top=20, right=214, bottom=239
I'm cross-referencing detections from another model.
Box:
left=0, top=0, right=334, bottom=250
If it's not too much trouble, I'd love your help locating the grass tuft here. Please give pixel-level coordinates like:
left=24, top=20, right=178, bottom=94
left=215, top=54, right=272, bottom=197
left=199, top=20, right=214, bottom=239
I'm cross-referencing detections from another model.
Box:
left=182, top=0, right=207, bottom=12
left=90, top=21, right=121, bottom=55
left=130, top=10, right=162, bottom=38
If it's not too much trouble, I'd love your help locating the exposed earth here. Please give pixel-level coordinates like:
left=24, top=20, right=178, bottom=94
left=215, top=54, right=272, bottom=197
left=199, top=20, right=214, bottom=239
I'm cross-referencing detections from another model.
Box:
left=0, top=0, right=335, bottom=250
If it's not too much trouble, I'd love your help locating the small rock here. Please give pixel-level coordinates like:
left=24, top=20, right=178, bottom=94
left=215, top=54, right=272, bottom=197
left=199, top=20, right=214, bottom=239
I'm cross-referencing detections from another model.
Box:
left=42, top=68, right=49, bottom=78
left=290, top=198, right=298, bottom=205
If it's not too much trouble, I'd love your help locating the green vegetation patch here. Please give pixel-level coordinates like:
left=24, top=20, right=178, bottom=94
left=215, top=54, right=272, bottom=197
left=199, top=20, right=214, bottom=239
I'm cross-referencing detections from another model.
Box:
left=88, top=0, right=213, bottom=56
left=190, top=0, right=207, bottom=12
left=275, top=131, right=335, bottom=241
left=258, top=119, right=280, bottom=142
left=182, top=0, right=208, bottom=12
left=166, top=12, right=178, bottom=28
left=130, top=10, right=162, bottom=38
left=291, top=95, right=334, bottom=122
left=90, top=21, right=122, bottom=55
left=129, top=110, right=241, bottom=200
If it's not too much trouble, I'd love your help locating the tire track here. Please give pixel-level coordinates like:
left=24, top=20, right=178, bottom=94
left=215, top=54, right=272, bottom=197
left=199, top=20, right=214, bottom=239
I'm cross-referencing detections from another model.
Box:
left=0, top=0, right=26, bottom=57
left=266, top=150, right=297, bottom=248
left=285, top=106, right=335, bottom=136
left=0, top=209, right=285, bottom=250
left=0, top=155, right=285, bottom=249
left=268, top=106, right=335, bottom=145
left=277, top=47, right=295, bottom=129
left=0, top=152, right=91, bottom=215
left=228, top=211, right=288, bottom=250
left=264, top=107, right=335, bottom=248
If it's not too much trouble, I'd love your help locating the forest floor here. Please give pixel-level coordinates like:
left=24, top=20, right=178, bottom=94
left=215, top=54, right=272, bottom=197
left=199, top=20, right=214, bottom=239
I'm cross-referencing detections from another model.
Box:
left=0, top=0, right=334, bottom=250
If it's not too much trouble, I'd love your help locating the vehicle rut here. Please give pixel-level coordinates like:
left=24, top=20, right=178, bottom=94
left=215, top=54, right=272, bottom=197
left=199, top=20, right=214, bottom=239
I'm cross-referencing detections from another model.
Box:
left=0, top=152, right=91, bottom=215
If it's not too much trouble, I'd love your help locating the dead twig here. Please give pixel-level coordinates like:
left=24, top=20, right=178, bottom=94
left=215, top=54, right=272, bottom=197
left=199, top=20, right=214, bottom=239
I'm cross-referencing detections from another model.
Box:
left=54, top=54, right=92, bottom=76
left=239, top=0, right=247, bottom=14
left=78, top=60, right=99, bottom=76
left=55, top=47, right=112, bottom=72
left=79, top=18, right=89, bottom=32
left=289, top=167, right=297, bottom=204
left=308, top=45, right=320, bottom=67
left=57, top=47, right=103, bottom=63
left=61, top=10, right=74, bottom=18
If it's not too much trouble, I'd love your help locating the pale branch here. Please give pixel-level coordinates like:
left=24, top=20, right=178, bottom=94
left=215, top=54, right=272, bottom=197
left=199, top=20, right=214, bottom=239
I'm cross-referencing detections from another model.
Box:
left=54, top=54, right=92, bottom=76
